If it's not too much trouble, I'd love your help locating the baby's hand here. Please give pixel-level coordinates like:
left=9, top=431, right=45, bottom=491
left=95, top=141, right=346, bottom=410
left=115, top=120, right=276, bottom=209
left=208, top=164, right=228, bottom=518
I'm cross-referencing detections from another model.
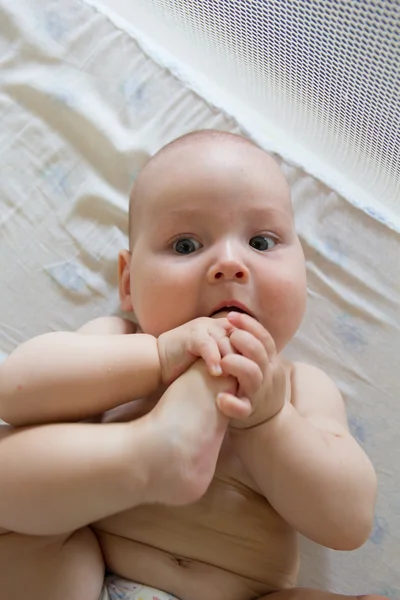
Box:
left=216, top=312, right=286, bottom=428
left=157, top=317, right=235, bottom=385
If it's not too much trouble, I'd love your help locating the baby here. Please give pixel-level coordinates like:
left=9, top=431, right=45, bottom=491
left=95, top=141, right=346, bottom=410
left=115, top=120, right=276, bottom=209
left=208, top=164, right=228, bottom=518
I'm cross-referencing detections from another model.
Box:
left=0, top=130, right=384, bottom=600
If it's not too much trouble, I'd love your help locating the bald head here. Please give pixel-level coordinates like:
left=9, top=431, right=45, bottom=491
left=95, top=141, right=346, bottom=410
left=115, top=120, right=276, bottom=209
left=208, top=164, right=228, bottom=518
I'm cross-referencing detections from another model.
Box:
left=128, top=129, right=290, bottom=248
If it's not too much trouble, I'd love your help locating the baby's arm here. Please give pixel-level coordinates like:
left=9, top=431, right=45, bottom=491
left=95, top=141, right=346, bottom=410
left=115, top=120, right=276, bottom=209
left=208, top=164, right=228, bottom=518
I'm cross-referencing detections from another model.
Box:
left=232, top=362, right=377, bottom=551
left=0, top=317, right=161, bottom=426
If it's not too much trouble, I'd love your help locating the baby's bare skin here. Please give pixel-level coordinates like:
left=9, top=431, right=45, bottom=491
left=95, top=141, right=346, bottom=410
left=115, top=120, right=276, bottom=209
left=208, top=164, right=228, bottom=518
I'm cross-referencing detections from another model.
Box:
left=0, top=356, right=380, bottom=600
left=0, top=130, right=383, bottom=600
left=94, top=377, right=298, bottom=600
left=0, top=345, right=370, bottom=600
left=0, top=355, right=293, bottom=600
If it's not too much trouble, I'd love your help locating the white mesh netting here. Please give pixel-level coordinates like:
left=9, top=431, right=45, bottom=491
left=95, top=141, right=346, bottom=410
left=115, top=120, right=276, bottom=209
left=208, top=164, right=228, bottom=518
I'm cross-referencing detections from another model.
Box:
left=95, top=0, right=400, bottom=222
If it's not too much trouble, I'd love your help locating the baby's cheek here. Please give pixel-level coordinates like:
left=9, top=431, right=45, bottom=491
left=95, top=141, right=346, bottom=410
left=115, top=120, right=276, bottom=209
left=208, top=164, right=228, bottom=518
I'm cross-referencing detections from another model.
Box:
left=264, top=277, right=306, bottom=350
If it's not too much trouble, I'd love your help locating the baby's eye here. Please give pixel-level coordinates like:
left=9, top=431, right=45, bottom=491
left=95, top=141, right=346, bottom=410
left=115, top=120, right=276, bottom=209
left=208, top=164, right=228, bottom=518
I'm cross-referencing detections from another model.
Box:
left=249, top=235, right=277, bottom=251
left=173, top=238, right=202, bottom=254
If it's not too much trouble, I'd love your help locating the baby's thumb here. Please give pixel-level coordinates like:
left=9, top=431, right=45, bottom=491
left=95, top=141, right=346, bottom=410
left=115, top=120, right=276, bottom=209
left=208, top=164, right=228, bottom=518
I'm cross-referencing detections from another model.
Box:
left=216, top=393, right=252, bottom=420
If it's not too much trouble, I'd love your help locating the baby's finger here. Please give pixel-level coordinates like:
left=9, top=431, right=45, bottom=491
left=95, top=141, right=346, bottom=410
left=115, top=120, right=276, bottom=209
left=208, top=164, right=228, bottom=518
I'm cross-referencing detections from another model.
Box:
left=226, top=312, right=275, bottom=356
left=216, top=393, right=252, bottom=420
left=191, top=334, right=222, bottom=376
left=216, top=333, right=235, bottom=357
left=208, top=319, right=236, bottom=357
left=229, top=329, right=268, bottom=372
left=209, top=316, right=236, bottom=336
left=220, top=354, right=262, bottom=398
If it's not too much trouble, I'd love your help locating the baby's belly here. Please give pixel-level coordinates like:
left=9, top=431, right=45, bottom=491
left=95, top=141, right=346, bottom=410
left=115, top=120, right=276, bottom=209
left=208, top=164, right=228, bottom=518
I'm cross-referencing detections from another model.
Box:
left=93, top=475, right=299, bottom=600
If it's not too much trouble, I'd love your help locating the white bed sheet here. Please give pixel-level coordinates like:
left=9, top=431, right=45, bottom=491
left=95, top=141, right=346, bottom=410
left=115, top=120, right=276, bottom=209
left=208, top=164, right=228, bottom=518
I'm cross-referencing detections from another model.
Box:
left=0, top=0, right=399, bottom=596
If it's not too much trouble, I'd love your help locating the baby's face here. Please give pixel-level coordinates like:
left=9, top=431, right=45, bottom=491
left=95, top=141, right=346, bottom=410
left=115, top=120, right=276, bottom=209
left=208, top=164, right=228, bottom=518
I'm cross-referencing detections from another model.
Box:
left=120, top=138, right=306, bottom=352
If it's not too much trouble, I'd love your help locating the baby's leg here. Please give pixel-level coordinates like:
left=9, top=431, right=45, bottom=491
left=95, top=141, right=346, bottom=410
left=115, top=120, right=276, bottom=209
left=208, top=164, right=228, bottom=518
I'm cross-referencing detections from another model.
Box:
left=0, top=526, right=104, bottom=600
left=144, top=358, right=237, bottom=506
left=259, top=589, right=389, bottom=600
left=0, top=360, right=234, bottom=598
left=0, top=360, right=235, bottom=599
left=0, top=423, right=107, bottom=600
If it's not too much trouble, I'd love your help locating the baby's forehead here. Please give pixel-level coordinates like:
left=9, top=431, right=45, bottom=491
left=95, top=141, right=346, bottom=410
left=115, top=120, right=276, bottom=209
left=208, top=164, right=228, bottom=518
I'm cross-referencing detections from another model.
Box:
left=135, top=135, right=284, bottom=193
left=151, top=133, right=263, bottom=167
left=129, top=133, right=290, bottom=240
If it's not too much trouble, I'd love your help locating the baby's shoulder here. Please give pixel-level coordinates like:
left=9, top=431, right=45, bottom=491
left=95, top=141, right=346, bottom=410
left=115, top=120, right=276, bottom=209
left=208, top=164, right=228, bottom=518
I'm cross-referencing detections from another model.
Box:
left=77, top=315, right=137, bottom=335
left=288, top=361, right=338, bottom=394
left=286, top=360, right=348, bottom=429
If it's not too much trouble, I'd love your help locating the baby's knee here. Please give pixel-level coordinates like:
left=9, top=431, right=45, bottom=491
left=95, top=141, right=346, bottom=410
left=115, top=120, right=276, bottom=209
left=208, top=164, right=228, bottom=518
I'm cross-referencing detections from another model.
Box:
left=0, top=526, right=104, bottom=599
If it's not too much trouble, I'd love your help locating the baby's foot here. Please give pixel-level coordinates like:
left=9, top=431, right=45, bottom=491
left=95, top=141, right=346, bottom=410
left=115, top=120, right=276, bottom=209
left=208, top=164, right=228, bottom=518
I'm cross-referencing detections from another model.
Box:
left=143, top=359, right=236, bottom=506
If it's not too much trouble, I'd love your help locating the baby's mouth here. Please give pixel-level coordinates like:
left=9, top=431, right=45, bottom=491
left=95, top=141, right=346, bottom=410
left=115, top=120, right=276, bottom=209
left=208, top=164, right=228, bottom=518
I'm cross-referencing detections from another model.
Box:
left=210, top=306, right=252, bottom=318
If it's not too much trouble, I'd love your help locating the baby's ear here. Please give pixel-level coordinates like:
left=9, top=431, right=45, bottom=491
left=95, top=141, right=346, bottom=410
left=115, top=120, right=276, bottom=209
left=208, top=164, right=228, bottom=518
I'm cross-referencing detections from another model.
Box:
left=118, top=250, right=134, bottom=312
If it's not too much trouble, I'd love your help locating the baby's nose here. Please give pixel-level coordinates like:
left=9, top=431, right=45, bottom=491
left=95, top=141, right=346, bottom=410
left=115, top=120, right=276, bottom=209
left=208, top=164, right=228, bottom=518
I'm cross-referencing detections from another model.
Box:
left=207, top=259, right=249, bottom=283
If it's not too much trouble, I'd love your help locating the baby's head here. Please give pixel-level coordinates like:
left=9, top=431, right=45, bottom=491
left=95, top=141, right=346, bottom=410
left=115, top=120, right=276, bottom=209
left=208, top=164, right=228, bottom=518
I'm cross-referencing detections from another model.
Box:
left=119, top=130, right=306, bottom=352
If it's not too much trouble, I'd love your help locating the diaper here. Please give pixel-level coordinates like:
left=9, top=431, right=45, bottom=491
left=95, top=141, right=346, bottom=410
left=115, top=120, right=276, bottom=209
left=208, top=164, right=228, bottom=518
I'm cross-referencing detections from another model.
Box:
left=100, top=574, right=180, bottom=600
